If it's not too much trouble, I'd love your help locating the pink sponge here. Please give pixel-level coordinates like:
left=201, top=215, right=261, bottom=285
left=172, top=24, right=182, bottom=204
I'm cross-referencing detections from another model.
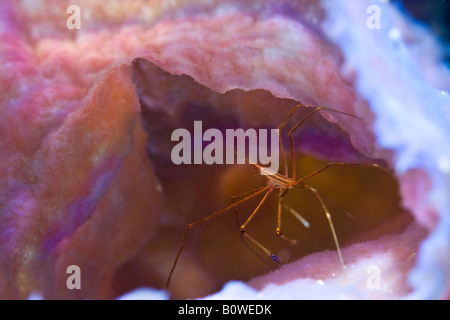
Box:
left=1, top=0, right=449, bottom=299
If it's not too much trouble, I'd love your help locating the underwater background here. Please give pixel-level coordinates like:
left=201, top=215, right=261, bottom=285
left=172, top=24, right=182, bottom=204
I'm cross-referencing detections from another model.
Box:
left=398, top=0, right=450, bottom=62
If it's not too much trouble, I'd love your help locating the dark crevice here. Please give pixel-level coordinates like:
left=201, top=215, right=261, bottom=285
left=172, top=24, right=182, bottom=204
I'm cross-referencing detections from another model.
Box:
left=123, top=58, right=409, bottom=299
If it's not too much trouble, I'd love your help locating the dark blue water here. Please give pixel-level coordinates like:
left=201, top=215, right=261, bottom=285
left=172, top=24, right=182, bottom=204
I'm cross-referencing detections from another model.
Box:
left=396, top=0, right=450, bottom=63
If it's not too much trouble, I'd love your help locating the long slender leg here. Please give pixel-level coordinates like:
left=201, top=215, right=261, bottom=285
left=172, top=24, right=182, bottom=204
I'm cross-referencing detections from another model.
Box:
left=241, top=232, right=280, bottom=263
left=234, top=187, right=285, bottom=264
left=231, top=186, right=267, bottom=233
left=290, top=162, right=392, bottom=269
left=275, top=188, right=298, bottom=245
left=294, top=162, right=389, bottom=186
left=231, top=186, right=266, bottom=237
left=232, top=190, right=273, bottom=268
left=277, top=125, right=288, bottom=178
left=277, top=104, right=304, bottom=177
left=230, top=186, right=267, bottom=203
left=240, top=187, right=274, bottom=231
left=303, top=184, right=345, bottom=269
left=287, top=106, right=360, bottom=181
left=283, top=203, right=311, bottom=229
left=239, top=186, right=281, bottom=263
left=165, top=186, right=270, bottom=288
